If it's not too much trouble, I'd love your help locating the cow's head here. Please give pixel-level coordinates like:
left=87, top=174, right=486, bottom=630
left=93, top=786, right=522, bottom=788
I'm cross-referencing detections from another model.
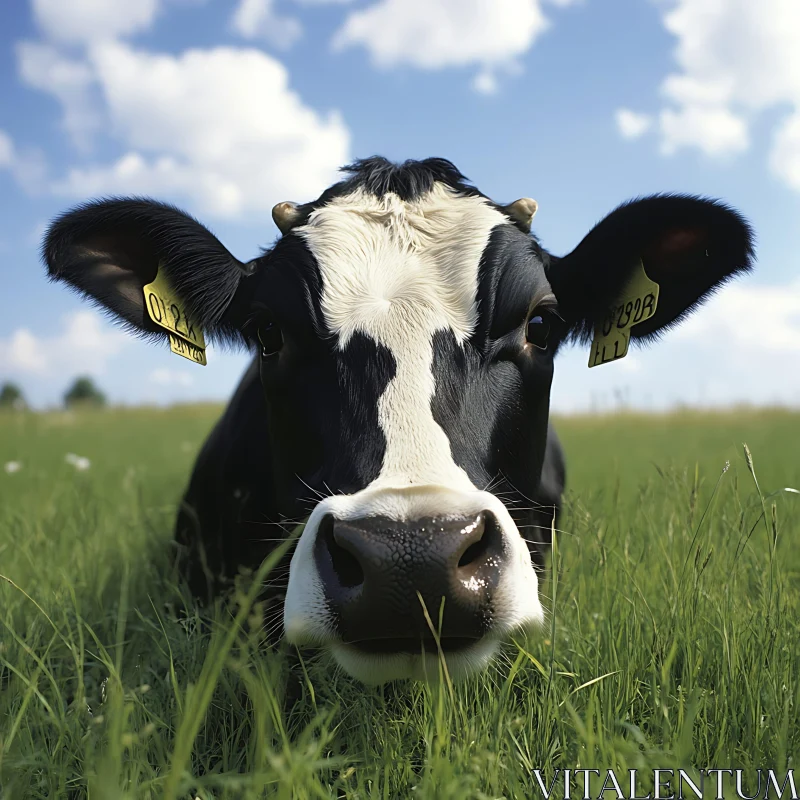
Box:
left=45, top=157, right=753, bottom=683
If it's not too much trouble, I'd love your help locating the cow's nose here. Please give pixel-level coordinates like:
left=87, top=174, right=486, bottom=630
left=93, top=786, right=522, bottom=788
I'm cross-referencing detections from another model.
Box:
left=313, top=512, right=505, bottom=652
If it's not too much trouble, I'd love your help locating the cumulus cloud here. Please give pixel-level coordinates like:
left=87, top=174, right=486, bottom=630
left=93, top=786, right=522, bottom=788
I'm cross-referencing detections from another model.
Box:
left=636, top=0, right=800, bottom=191
left=672, top=280, right=800, bottom=354
left=615, top=108, right=653, bottom=140
left=659, top=279, right=800, bottom=406
left=230, top=0, right=303, bottom=50
left=17, top=42, right=100, bottom=149
left=0, top=128, right=47, bottom=192
left=2, top=329, right=48, bottom=373
left=0, top=311, right=127, bottom=376
left=18, top=0, right=351, bottom=217
left=45, top=43, right=349, bottom=217
left=770, top=113, right=800, bottom=192
left=149, top=368, right=195, bottom=387
left=31, top=0, right=160, bottom=45
left=659, top=105, right=748, bottom=158
left=333, top=0, right=578, bottom=91
left=551, top=279, right=800, bottom=412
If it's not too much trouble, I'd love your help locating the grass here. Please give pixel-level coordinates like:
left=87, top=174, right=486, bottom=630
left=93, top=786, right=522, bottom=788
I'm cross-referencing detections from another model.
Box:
left=1, top=405, right=799, bottom=798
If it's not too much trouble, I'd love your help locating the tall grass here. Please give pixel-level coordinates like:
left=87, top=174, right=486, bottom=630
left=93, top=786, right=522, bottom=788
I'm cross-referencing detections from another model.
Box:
left=1, top=407, right=798, bottom=798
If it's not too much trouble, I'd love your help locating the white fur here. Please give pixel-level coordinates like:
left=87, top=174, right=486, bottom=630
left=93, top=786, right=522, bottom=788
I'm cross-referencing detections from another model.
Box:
left=283, top=183, right=544, bottom=682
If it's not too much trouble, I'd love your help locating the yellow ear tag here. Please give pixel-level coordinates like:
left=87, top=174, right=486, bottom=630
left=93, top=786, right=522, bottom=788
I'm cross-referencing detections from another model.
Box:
left=588, top=260, right=659, bottom=368
left=143, top=267, right=207, bottom=366
left=167, top=334, right=207, bottom=366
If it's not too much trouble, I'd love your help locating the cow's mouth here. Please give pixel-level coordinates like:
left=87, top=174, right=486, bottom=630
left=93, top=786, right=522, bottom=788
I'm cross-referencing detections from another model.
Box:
left=330, top=635, right=501, bottom=683
left=343, top=636, right=480, bottom=655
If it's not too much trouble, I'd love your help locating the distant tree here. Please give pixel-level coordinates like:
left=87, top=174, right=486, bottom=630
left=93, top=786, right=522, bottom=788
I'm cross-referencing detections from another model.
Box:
left=0, top=382, right=26, bottom=410
left=63, top=376, right=106, bottom=408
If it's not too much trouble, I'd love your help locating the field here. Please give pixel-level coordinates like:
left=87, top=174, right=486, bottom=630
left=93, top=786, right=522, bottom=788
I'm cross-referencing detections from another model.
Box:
left=1, top=406, right=799, bottom=799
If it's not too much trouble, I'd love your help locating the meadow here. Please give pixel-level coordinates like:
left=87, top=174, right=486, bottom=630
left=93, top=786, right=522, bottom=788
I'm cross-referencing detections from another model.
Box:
left=0, top=405, right=798, bottom=799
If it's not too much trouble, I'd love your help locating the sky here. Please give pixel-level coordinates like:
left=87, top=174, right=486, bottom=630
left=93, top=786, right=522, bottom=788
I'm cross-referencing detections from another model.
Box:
left=0, top=0, right=799, bottom=412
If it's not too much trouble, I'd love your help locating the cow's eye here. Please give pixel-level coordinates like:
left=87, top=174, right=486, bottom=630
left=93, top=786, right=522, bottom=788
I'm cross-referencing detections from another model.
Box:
left=257, top=319, right=283, bottom=357
left=525, top=309, right=553, bottom=350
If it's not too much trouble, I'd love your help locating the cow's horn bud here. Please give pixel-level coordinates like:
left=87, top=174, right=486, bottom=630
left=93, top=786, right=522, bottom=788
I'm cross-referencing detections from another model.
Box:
left=504, top=197, right=539, bottom=233
left=272, top=201, right=301, bottom=235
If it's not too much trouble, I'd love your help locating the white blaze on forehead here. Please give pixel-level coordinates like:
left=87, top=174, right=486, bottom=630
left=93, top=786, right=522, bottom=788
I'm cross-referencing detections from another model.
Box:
left=298, top=183, right=509, bottom=491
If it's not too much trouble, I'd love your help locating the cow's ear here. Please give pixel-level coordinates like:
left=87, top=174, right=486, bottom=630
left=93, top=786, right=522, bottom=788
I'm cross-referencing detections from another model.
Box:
left=43, top=199, right=256, bottom=344
left=546, top=195, right=755, bottom=343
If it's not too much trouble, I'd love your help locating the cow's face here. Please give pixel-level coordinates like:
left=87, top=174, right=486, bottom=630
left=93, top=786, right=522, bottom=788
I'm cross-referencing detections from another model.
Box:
left=45, top=157, right=754, bottom=684
left=255, top=180, right=556, bottom=681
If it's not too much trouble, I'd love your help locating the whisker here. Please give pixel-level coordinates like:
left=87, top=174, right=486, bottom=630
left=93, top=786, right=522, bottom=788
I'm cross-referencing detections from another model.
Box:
left=516, top=524, right=572, bottom=536
left=482, top=472, right=503, bottom=493
left=240, top=518, right=305, bottom=528
left=248, top=538, right=300, bottom=544
left=296, top=474, right=327, bottom=500
left=498, top=471, right=539, bottom=506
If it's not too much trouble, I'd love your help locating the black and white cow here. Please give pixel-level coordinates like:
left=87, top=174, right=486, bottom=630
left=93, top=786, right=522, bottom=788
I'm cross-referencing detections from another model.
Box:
left=45, top=157, right=753, bottom=683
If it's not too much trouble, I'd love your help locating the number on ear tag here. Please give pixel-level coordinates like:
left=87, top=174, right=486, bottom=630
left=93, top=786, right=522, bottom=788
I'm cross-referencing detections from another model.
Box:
left=589, top=260, right=659, bottom=368
left=143, top=267, right=207, bottom=365
left=168, top=334, right=208, bottom=365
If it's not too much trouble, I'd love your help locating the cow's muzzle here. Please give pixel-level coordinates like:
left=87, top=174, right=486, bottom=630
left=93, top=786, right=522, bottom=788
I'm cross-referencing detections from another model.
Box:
left=313, top=512, right=505, bottom=653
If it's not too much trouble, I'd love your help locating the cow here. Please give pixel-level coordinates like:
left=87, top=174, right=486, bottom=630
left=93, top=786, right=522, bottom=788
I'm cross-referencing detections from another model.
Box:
left=44, top=157, right=753, bottom=684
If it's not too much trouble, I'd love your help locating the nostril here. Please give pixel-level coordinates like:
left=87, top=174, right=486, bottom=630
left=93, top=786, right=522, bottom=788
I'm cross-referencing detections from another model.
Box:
left=319, top=515, right=364, bottom=589
left=458, top=536, right=489, bottom=568
left=457, top=512, right=503, bottom=570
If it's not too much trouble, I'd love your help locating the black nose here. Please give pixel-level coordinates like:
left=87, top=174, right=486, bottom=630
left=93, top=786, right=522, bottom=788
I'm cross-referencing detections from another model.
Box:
left=314, top=513, right=505, bottom=653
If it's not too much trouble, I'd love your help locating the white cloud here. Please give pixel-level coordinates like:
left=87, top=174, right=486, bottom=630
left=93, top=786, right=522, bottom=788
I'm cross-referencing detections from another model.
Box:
left=659, top=105, right=748, bottom=157
left=230, top=0, right=303, bottom=50
left=334, top=0, right=545, bottom=68
left=770, top=112, right=800, bottom=191
left=0, top=130, right=12, bottom=166
left=149, top=368, right=195, bottom=387
left=19, top=0, right=351, bottom=217
left=672, top=280, right=800, bottom=354
left=3, top=329, right=48, bottom=373
left=333, top=0, right=577, bottom=90
left=617, top=354, right=642, bottom=373
left=0, top=311, right=126, bottom=376
left=472, top=70, right=499, bottom=96
left=615, top=108, right=654, bottom=140
left=17, top=42, right=101, bottom=149
left=32, top=42, right=349, bottom=217
left=0, top=128, right=47, bottom=193
left=551, top=279, right=800, bottom=412
left=31, top=0, right=160, bottom=45
left=643, top=0, right=800, bottom=189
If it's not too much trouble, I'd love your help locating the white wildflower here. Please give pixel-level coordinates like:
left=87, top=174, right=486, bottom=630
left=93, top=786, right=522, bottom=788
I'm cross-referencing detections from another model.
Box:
left=4, top=461, right=22, bottom=474
left=65, top=453, right=91, bottom=471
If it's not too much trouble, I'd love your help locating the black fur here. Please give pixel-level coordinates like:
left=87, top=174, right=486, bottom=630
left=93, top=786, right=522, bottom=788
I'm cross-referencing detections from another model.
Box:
left=329, top=156, right=479, bottom=203
left=288, top=157, right=543, bottom=237
left=43, top=199, right=249, bottom=346
left=548, top=193, right=755, bottom=346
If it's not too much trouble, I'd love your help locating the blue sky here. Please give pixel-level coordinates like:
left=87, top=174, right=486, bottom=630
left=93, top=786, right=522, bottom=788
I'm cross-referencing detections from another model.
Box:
left=1, top=0, right=799, bottom=411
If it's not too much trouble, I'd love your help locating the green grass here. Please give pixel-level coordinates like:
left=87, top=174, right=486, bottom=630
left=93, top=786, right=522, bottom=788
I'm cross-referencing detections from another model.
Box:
left=1, top=406, right=799, bottom=798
